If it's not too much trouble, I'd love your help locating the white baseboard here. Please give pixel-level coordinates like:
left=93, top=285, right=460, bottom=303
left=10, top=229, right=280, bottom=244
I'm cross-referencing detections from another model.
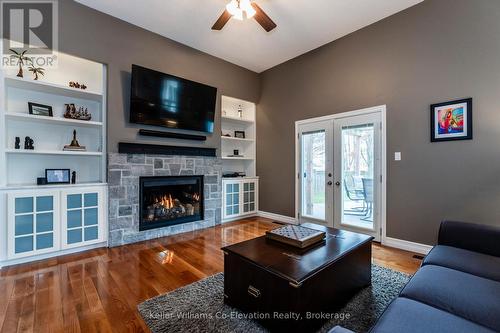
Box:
left=383, top=237, right=433, bottom=255
left=258, top=211, right=297, bottom=224
left=0, top=241, right=107, bottom=269
left=222, top=212, right=258, bottom=224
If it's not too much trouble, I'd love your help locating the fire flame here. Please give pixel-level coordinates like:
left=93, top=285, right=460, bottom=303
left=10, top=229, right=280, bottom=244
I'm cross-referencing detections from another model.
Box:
left=193, top=193, right=200, bottom=201
left=156, top=194, right=174, bottom=209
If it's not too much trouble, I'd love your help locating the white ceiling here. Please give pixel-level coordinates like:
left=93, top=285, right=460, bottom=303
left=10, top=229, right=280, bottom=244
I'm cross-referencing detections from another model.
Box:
left=75, top=0, right=423, bottom=73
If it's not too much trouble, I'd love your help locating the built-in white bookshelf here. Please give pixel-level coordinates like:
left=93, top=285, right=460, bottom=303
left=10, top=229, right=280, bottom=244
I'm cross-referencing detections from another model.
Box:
left=221, top=95, right=256, bottom=177
left=0, top=52, right=107, bottom=188
left=221, top=96, right=259, bottom=223
left=0, top=48, right=108, bottom=267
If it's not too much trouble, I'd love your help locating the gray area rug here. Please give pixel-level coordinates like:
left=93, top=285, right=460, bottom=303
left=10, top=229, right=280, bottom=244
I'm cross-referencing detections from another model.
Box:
left=138, top=265, right=410, bottom=333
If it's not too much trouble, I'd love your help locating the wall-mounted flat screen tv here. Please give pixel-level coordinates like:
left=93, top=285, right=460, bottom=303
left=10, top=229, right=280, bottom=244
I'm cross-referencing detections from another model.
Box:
left=130, top=65, right=217, bottom=133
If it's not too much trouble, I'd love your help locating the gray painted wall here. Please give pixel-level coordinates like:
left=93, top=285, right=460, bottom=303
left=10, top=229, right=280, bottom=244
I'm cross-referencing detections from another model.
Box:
left=58, top=0, right=260, bottom=153
left=257, top=0, right=500, bottom=245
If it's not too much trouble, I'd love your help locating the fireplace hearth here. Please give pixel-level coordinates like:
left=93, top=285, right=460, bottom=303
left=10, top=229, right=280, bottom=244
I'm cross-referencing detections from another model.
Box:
left=139, top=176, right=204, bottom=231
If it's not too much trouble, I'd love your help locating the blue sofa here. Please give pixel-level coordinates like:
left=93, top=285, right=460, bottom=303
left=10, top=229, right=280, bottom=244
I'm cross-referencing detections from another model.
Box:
left=334, top=220, right=500, bottom=333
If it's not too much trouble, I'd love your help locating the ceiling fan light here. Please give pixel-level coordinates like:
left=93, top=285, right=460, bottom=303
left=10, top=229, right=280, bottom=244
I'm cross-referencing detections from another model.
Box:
left=226, top=0, right=243, bottom=20
left=243, top=3, right=256, bottom=19
left=226, top=0, right=241, bottom=15
left=234, top=9, right=244, bottom=20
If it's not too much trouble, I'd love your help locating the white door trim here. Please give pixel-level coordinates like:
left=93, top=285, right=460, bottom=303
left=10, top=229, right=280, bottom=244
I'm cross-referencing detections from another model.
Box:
left=295, top=105, right=387, bottom=241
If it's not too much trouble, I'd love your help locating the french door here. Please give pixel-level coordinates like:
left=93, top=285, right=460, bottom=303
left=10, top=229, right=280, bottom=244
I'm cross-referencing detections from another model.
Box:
left=297, top=109, right=383, bottom=241
left=297, top=121, right=333, bottom=225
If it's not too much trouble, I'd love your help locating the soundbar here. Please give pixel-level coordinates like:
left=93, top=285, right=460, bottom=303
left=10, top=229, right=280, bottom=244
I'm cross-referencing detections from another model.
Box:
left=138, top=129, right=207, bottom=141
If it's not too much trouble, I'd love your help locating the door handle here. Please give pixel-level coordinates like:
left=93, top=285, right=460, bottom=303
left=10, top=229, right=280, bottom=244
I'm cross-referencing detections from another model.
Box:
left=327, top=181, right=333, bottom=186
left=248, top=285, right=261, bottom=298
left=335, top=181, right=341, bottom=186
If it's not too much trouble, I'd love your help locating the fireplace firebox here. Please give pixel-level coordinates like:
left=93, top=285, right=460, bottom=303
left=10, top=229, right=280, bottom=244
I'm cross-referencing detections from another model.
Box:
left=139, top=176, right=204, bottom=231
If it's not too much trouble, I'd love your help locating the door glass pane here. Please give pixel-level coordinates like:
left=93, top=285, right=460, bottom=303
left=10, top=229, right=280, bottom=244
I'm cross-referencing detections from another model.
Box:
left=36, top=213, right=53, bottom=233
left=68, top=210, right=82, bottom=228
left=84, top=193, right=98, bottom=207
left=68, top=229, right=82, bottom=244
left=15, top=215, right=33, bottom=236
left=36, top=196, right=53, bottom=212
left=36, top=233, right=53, bottom=250
left=68, top=194, right=82, bottom=209
left=84, top=226, right=98, bottom=241
left=15, top=197, right=33, bottom=214
left=301, top=130, right=326, bottom=220
left=341, top=124, right=374, bottom=229
left=15, top=236, right=33, bottom=253
left=84, top=208, right=98, bottom=226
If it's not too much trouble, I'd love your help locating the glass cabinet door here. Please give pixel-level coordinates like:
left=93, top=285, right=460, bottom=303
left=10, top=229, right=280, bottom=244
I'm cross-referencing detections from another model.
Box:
left=9, top=191, right=59, bottom=258
left=62, top=189, right=102, bottom=248
left=224, top=182, right=240, bottom=218
left=243, top=181, right=257, bottom=213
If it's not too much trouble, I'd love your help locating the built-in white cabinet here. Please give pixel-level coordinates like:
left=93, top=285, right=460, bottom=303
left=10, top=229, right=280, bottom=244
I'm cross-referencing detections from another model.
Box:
left=221, top=95, right=259, bottom=222
left=222, top=178, right=259, bottom=221
left=0, top=49, right=108, bottom=267
left=6, top=185, right=107, bottom=261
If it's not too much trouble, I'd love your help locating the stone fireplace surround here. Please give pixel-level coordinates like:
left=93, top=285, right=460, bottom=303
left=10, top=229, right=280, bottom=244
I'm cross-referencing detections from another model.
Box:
left=108, top=153, right=222, bottom=247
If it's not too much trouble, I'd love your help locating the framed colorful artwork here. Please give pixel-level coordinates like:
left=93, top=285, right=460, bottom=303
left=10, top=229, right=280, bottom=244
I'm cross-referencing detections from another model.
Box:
left=430, top=98, right=472, bottom=142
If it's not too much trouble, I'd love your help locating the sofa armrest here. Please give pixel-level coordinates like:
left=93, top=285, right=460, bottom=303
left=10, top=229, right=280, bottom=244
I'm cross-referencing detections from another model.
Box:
left=438, top=220, right=500, bottom=257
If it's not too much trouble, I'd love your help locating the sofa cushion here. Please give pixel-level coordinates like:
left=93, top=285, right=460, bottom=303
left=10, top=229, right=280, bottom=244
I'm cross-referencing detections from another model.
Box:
left=370, top=297, right=494, bottom=333
left=400, top=265, right=500, bottom=331
left=423, top=245, right=500, bottom=282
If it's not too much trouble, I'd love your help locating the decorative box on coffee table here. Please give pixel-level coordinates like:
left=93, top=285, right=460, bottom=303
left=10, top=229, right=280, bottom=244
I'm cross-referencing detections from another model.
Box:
left=222, top=223, right=373, bottom=332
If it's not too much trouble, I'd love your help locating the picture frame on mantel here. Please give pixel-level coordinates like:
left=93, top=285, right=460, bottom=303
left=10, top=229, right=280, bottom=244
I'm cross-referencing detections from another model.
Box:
left=430, top=98, right=472, bottom=142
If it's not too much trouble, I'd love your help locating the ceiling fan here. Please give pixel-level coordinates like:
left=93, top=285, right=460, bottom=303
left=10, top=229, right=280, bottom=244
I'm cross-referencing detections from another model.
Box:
left=212, top=0, right=277, bottom=32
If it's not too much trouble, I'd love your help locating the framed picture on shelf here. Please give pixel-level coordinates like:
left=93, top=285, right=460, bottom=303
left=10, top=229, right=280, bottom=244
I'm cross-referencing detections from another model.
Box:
left=45, top=169, right=71, bottom=184
left=28, top=102, right=53, bottom=117
left=234, top=131, right=246, bottom=139
left=430, top=98, right=472, bottom=142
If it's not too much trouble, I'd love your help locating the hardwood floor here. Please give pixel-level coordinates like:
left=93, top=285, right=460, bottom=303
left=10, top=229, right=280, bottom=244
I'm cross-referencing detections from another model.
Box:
left=0, top=217, right=421, bottom=332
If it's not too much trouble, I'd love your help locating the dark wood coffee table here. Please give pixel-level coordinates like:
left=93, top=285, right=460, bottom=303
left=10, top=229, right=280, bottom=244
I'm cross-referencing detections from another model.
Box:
left=222, top=223, right=373, bottom=332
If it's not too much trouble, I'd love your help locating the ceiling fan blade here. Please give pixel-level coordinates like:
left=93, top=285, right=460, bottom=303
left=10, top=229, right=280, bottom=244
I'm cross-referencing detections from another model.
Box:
left=212, top=10, right=232, bottom=30
left=251, top=2, right=277, bottom=32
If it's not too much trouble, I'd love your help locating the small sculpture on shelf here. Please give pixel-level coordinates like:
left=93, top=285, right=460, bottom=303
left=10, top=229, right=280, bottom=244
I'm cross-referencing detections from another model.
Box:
left=69, top=81, right=88, bottom=90
left=28, top=65, right=45, bottom=80
left=71, top=171, right=77, bottom=184
left=64, top=104, right=92, bottom=121
left=63, top=130, right=86, bottom=152
left=24, top=136, right=34, bottom=150
left=9, top=49, right=31, bottom=78
left=238, top=104, right=243, bottom=118
left=15, top=137, right=20, bottom=149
